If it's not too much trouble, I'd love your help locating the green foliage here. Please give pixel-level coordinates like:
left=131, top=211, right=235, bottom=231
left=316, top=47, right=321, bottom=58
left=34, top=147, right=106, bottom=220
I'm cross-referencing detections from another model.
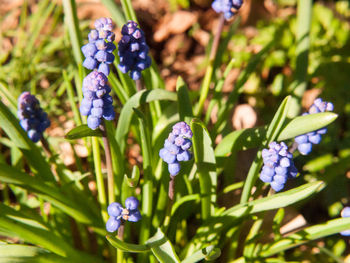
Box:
left=0, top=0, right=349, bottom=262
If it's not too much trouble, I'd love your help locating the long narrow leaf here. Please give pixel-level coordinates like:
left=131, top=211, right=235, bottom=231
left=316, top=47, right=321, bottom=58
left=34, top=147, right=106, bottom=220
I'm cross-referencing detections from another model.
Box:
left=181, top=246, right=221, bottom=263
left=176, top=77, right=193, bottom=123
left=0, top=244, right=68, bottom=263
left=62, top=0, right=84, bottom=65
left=66, top=124, right=102, bottom=139
left=261, top=217, right=350, bottom=257
left=146, top=228, right=181, bottom=263
left=0, top=163, right=101, bottom=227
left=191, top=119, right=217, bottom=220
left=106, top=235, right=150, bottom=252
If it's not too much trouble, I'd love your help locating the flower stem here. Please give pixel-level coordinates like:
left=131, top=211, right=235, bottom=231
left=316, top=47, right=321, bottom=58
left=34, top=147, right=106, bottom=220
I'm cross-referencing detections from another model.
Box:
left=100, top=122, right=115, bottom=204
left=135, top=79, right=142, bottom=91
left=195, top=13, right=225, bottom=117
left=289, top=141, right=298, bottom=154
left=163, top=175, right=175, bottom=233
left=40, top=136, right=53, bottom=157
left=40, top=136, right=60, bottom=182
left=168, top=175, right=175, bottom=201
left=117, top=223, right=125, bottom=263
left=92, top=136, right=108, bottom=222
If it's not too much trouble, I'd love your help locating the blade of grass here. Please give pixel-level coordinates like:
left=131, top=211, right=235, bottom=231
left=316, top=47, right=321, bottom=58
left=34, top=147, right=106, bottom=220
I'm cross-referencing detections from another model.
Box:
left=62, top=0, right=84, bottom=65
left=100, top=0, right=126, bottom=27
left=288, top=0, right=312, bottom=117
left=63, top=70, right=82, bottom=126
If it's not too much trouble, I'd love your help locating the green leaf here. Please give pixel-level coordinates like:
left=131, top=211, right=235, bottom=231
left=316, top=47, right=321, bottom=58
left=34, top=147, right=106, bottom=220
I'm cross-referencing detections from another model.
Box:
left=191, top=119, right=217, bottom=220
left=187, top=181, right=324, bottom=252
left=0, top=212, right=101, bottom=262
left=181, top=246, right=221, bottom=263
left=0, top=244, right=68, bottom=263
left=0, top=100, right=53, bottom=181
left=0, top=163, right=100, bottom=227
left=261, top=217, right=350, bottom=257
left=0, top=204, right=72, bottom=258
left=104, top=120, right=125, bottom=200
left=288, top=0, right=312, bottom=117
left=0, top=80, right=17, bottom=114
left=146, top=228, right=181, bottom=263
left=62, top=0, right=84, bottom=65
left=116, top=89, right=177, bottom=153
left=176, top=77, right=193, bottom=123
left=266, top=96, right=291, bottom=141
left=120, top=0, right=138, bottom=22
left=227, top=181, right=325, bottom=217
left=133, top=108, right=153, bottom=244
left=108, top=71, right=129, bottom=104
left=205, top=58, right=235, bottom=124
left=65, top=124, right=102, bottom=140
left=63, top=70, right=82, bottom=126
left=124, top=165, right=140, bottom=187
left=215, top=112, right=338, bottom=156
left=106, top=235, right=150, bottom=253
left=278, top=112, right=337, bottom=140
left=100, top=0, right=125, bottom=27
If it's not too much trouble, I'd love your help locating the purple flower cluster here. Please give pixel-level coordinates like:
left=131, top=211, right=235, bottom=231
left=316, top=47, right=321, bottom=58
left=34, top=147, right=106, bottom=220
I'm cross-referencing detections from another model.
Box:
left=340, top=207, right=350, bottom=236
left=118, top=21, right=151, bottom=80
left=81, top=17, right=116, bottom=76
left=80, top=71, right=115, bottom=130
left=212, top=0, right=243, bottom=20
left=80, top=18, right=116, bottom=130
left=106, top=197, right=141, bottom=233
left=17, top=92, right=50, bottom=142
left=159, top=122, right=193, bottom=176
left=295, top=98, right=334, bottom=155
left=260, top=142, right=298, bottom=192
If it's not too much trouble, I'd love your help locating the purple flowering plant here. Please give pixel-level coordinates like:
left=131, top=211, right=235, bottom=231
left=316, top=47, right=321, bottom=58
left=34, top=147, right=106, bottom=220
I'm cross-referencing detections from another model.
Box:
left=1, top=1, right=350, bottom=263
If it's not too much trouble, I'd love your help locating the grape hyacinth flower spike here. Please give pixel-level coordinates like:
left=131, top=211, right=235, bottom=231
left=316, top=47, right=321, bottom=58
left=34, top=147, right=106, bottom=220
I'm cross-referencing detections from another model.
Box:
left=118, top=21, right=151, bottom=81
left=80, top=17, right=116, bottom=130
left=106, top=197, right=142, bottom=233
left=212, top=0, right=244, bottom=20
left=260, top=142, right=298, bottom=192
left=17, top=92, right=50, bottom=143
left=81, top=17, right=116, bottom=76
left=294, top=98, right=334, bottom=155
left=159, top=122, right=193, bottom=177
left=160, top=122, right=193, bottom=201
left=80, top=71, right=115, bottom=130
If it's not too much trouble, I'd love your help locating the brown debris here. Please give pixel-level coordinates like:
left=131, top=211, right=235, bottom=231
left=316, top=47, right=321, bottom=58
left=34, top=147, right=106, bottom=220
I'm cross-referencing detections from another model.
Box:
left=154, top=11, right=198, bottom=42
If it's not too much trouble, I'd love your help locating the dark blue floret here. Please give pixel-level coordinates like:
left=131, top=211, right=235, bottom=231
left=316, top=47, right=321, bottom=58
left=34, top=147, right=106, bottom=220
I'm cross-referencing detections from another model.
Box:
left=295, top=98, right=334, bottom=155
left=106, top=197, right=142, bottom=233
left=159, top=122, right=193, bottom=176
left=212, top=0, right=243, bottom=20
left=80, top=71, right=115, bottom=130
left=118, top=21, right=151, bottom=80
left=260, top=142, right=298, bottom=192
left=17, top=92, right=50, bottom=143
